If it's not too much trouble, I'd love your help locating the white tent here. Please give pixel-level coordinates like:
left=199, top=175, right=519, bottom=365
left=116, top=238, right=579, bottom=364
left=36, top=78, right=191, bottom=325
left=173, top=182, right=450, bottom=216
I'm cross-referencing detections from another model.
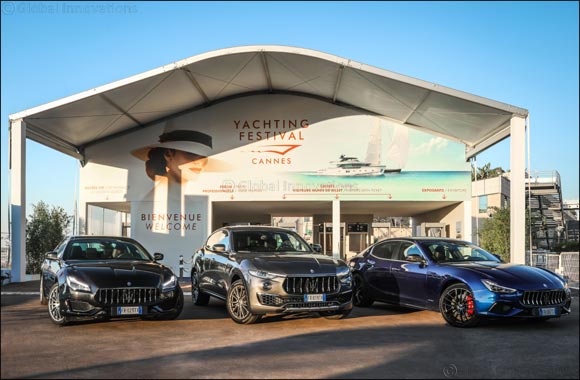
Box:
left=8, top=45, right=529, bottom=281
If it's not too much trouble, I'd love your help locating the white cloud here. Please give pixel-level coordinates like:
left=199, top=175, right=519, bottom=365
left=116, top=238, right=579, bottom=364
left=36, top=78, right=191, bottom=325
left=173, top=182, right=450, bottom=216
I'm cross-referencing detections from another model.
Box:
left=411, top=137, right=449, bottom=154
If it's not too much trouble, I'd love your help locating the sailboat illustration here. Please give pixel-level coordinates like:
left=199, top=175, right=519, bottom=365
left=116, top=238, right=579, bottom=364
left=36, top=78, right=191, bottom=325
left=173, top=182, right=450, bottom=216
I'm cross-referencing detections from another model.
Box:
left=316, top=120, right=407, bottom=177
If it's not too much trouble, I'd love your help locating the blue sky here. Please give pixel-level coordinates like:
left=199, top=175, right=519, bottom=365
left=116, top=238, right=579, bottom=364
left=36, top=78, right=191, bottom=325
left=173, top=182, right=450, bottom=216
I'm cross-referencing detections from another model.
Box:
left=1, top=1, right=579, bottom=233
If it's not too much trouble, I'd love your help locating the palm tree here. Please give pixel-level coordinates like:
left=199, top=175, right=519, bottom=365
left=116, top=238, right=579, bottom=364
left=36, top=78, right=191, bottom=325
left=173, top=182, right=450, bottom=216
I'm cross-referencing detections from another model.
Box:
left=472, top=162, right=505, bottom=181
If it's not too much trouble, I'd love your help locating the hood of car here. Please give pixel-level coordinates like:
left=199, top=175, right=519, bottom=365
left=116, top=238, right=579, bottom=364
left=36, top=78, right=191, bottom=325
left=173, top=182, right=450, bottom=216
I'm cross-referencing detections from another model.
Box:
left=67, top=261, right=167, bottom=288
left=243, top=253, right=345, bottom=276
left=445, top=261, right=566, bottom=290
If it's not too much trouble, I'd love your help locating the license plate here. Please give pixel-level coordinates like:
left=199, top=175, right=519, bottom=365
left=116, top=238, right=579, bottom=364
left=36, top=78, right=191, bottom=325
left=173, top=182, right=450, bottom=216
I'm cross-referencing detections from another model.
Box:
left=304, top=294, right=326, bottom=302
left=117, top=306, right=142, bottom=315
left=539, top=307, right=558, bottom=317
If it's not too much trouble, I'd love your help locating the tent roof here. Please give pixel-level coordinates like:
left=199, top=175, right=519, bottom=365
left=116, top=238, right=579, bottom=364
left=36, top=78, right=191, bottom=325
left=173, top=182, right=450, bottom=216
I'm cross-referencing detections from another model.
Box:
left=9, top=45, right=528, bottom=161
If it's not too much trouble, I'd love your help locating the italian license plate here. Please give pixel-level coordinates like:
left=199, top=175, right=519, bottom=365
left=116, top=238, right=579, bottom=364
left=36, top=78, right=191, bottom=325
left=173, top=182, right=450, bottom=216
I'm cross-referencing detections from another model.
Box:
left=304, top=294, right=326, bottom=302
left=539, top=307, right=558, bottom=317
left=117, top=306, right=142, bottom=315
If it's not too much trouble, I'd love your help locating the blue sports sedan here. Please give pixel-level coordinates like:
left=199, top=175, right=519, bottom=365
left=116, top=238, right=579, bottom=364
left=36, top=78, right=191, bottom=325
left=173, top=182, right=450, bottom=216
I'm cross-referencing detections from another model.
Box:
left=349, top=238, right=572, bottom=327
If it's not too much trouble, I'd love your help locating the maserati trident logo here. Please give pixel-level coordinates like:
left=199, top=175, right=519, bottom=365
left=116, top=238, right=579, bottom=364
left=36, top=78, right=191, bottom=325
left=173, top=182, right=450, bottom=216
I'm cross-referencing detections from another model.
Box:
left=543, top=283, right=548, bottom=288
left=127, top=281, right=132, bottom=287
left=542, top=293, right=550, bottom=304
left=309, top=269, right=315, bottom=274
left=306, top=278, right=319, bottom=293
left=122, top=289, right=135, bottom=304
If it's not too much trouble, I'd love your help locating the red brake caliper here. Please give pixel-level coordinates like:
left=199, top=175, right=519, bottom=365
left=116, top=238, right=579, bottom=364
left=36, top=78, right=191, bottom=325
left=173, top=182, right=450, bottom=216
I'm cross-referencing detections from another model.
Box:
left=466, top=294, right=475, bottom=316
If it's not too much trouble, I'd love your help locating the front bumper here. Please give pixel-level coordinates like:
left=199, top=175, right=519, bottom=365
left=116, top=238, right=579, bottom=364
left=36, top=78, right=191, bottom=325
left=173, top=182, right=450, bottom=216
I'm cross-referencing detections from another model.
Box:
left=59, top=285, right=182, bottom=321
left=247, top=275, right=353, bottom=315
left=473, top=287, right=572, bottom=318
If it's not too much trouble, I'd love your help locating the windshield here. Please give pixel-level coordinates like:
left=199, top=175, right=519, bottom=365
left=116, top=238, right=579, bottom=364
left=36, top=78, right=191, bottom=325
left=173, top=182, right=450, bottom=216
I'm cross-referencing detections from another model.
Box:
left=63, top=239, right=153, bottom=261
left=232, top=230, right=312, bottom=253
left=419, top=241, right=501, bottom=263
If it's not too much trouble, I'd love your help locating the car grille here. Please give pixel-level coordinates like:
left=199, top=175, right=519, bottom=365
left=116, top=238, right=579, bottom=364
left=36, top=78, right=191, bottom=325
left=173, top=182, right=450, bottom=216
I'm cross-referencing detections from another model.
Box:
left=258, top=292, right=351, bottom=308
left=95, top=287, right=159, bottom=305
left=258, top=294, right=337, bottom=309
left=521, top=290, right=566, bottom=306
left=285, top=302, right=335, bottom=309
left=259, top=294, right=287, bottom=306
left=283, top=276, right=339, bottom=294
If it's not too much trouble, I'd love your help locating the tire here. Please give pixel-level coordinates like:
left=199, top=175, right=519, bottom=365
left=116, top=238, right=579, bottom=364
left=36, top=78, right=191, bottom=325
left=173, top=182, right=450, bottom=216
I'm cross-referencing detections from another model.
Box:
left=319, top=309, right=352, bottom=320
left=439, top=283, right=480, bottom=328
left=47, top=283, right=68, bottom=326
left=352, top=273, right=374, bottom=307
left=227, top=279, right=260, bottom=324
left=191, top=271, right=210, bottom=306
left=40, top=277, right=48, bottom=305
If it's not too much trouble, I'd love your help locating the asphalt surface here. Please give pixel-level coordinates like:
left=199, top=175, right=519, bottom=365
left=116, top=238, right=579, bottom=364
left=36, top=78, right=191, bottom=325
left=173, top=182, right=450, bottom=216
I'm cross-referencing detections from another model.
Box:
left=1, top=281, right=578, bottom=379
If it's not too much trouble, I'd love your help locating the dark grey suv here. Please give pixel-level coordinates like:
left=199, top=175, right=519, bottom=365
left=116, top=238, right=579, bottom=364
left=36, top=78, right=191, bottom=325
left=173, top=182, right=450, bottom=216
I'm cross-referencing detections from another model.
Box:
left=191, top=226, right=353, bottom=324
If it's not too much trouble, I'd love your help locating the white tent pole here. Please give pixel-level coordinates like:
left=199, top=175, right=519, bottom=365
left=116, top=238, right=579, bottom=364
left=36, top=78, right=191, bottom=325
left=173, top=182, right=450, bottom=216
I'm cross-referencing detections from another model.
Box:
left=527, top=115, right=532, bottom=264
left=474, top=156, right=479, bottom=245
left=509, top=116, right=527, bottom=264
left=9, top=119, right=26, bottom=282
left=73, top=160, right=79, bottom=235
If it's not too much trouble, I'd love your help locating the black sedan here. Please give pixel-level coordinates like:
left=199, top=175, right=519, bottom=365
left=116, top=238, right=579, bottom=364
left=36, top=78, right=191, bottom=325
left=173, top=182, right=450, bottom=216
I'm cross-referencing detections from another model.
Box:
left=40, top=236, right=183, bottom=325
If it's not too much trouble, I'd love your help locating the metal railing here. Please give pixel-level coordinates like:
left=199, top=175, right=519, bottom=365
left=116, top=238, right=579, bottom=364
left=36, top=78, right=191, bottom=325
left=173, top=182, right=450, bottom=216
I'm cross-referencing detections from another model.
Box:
left=531, top=252, right=579, bottom=286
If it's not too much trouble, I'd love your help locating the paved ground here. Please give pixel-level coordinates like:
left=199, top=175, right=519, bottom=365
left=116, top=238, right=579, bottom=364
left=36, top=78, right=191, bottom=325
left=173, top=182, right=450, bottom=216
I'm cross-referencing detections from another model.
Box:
left=1, top=281, right=578, bottom=379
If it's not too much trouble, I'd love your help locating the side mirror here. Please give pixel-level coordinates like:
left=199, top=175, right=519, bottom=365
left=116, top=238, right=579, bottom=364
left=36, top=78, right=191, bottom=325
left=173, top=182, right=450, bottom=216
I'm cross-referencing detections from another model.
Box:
left=492, top=254, right=503, bottom=262
left=406, top=254, right=425, bottom=264
left=153, top=253, right=164, bottom=261
left=211, top=244, right=226, bottom=253
left=310, top=244, right=322, bottom=253
left=46, top=252, right=58, bottom=260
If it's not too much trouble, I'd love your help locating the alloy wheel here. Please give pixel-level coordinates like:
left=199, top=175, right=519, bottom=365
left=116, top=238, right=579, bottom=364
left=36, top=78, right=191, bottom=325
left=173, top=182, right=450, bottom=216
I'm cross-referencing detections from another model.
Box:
left=191, top=273, right=199, bottom=303
left=352, top=273, right=374, bottom=307
left=441, top=285, right=477, bottom=326
left=191, top=271, right=210, bottom=306
left=229, top=283, right=251, bottom=320
left=353, top=276, right=365, bottom=304
left=48, top=285, right=65, bottom=324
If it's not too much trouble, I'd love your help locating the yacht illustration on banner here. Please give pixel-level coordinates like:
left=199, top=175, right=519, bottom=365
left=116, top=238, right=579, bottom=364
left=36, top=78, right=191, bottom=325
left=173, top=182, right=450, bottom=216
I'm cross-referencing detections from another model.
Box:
left=316, top=120, right=408, bottom=177
left=316, top=154, right=387, bottom=176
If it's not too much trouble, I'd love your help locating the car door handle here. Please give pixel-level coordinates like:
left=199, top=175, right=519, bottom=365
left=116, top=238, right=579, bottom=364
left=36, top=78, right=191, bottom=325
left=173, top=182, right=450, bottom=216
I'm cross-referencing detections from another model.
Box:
left=391, top=267, right=401, bottom=272
left=366, top=259, right=376, bottom=265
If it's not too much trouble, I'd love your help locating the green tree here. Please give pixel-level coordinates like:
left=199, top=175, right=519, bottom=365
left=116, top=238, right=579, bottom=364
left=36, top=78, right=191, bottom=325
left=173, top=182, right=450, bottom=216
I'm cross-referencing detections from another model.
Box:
left=478, top=206, right=533, bottom=262
left=26, top=201, right=71, bottom=274
left=471, top=162, right=505, bottom=181
left=478, top=207, right=511, bottom=261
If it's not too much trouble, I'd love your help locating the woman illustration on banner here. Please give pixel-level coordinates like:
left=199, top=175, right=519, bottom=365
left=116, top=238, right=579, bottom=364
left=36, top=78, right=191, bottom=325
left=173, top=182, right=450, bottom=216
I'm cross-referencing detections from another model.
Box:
left=131, top=119, right=228, bottom=202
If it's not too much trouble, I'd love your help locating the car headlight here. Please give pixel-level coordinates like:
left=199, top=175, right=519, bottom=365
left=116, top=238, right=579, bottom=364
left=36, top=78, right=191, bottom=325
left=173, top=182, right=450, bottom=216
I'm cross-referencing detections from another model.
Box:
left=337, top=268, right=352, bottom=284
left=249, top=270, right=284, bottom=280
left=162, top=274, right=177, bottom=291
left=481, top=279, right=516, bottom=294
left=66, top=275, right=91, bottom=292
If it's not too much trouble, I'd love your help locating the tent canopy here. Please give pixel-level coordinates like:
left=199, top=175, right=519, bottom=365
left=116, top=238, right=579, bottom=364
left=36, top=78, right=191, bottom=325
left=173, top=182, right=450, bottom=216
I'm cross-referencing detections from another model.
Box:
left=9, top=45, right=528, bottom=162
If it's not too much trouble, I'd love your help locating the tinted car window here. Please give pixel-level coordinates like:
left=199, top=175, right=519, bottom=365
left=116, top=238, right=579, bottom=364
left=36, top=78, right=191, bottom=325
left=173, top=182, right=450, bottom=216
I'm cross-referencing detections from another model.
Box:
left=371, top=241, right=401, bottom=260
left=206, top=230, right=229, bottom=250
left=64, top=239, right=152, bottom=261
left=233, top=230, right=311, bottom=252
left=54, top=239, right=68, bottom=257
left=400, top=242, right=422, bottom=260
left=420, top=241, right=500, bottom=263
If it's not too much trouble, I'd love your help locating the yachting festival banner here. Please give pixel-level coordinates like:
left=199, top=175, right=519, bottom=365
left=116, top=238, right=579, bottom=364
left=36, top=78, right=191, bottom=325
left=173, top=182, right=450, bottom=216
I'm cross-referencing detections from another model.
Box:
left=80, top=94, right=470, bottom=272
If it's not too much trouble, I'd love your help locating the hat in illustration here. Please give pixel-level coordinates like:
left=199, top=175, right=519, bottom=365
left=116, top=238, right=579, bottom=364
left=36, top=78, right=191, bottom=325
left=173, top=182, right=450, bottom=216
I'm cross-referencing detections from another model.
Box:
left=131, top=117, right=214, bottom=161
